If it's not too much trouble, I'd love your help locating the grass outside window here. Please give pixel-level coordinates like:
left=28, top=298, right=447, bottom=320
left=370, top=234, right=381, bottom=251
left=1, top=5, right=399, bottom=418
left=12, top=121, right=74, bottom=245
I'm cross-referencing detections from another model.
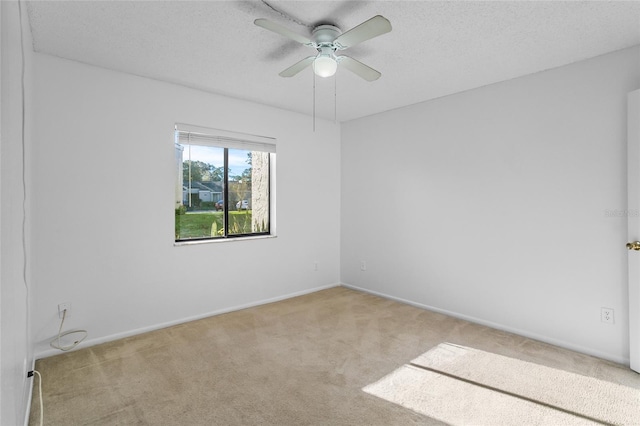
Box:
left=175, top=210, right=255, bottom=240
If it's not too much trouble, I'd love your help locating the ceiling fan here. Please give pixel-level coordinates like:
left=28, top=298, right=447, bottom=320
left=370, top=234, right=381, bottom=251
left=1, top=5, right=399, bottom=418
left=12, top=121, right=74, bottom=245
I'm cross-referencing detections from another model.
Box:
left=254, top=15, right=392, bottom=81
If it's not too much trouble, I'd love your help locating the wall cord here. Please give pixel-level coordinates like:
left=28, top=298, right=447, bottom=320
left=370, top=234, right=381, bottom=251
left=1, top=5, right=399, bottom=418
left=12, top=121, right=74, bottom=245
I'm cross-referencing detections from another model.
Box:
left=50, top=309, right=87, bottom=351
left=28, top=371, right=43, bottom=426
left=260, top=0, right=310, bottom=28
left=17, top=0, right=28, bottom=291
left=17, top=4, right=36, bottom=424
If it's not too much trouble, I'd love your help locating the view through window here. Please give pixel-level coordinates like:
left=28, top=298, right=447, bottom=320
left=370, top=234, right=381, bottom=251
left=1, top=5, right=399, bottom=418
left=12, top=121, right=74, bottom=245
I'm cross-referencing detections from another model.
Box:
left=174, top=125, right=274, bottom=242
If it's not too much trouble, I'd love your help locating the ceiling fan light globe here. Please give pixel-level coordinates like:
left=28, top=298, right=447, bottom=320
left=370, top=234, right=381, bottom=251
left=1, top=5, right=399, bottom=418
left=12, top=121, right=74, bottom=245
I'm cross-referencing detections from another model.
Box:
left=313, top=56, right=337, bottom=78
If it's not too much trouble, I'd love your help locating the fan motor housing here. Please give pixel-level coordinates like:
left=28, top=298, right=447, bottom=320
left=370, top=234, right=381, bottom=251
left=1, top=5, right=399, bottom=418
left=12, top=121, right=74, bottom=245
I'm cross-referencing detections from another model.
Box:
left=312, top=25, right=341, bottom=45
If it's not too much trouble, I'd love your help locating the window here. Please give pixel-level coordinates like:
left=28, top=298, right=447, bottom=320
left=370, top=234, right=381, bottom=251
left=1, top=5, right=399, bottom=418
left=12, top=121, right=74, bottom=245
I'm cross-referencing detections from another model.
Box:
left=174, top=124, right=275, bottom=242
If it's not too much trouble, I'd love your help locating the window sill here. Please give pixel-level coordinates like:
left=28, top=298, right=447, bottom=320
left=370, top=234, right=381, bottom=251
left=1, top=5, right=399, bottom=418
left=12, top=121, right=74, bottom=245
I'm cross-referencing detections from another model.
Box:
left=174, top=234, right=277, bottom=247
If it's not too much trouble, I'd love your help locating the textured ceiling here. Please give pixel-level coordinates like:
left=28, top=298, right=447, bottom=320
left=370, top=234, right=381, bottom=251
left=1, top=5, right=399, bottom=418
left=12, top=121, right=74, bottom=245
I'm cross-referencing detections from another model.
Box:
left=26, top=1, right=640, bottom=122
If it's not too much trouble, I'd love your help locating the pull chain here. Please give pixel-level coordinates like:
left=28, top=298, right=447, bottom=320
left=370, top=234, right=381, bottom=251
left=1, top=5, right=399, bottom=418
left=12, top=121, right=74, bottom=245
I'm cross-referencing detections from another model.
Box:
left=313, top=71, right=316, bottom=132
left=334, top=73, right=337, bottom=123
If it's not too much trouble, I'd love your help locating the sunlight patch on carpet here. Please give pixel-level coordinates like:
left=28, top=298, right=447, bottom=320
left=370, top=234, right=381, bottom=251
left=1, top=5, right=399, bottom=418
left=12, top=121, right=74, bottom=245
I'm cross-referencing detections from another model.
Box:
left=363, top=343, right=640, bottom=425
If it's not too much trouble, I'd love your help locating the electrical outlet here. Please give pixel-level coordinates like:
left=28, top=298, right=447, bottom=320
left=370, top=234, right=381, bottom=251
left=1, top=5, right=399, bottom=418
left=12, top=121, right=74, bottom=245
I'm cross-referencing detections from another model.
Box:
left=360, top=261, right=367, bottom=271
left=58, top=302, right=71, bottom=318
left=601, top=307, right=614, bottom=324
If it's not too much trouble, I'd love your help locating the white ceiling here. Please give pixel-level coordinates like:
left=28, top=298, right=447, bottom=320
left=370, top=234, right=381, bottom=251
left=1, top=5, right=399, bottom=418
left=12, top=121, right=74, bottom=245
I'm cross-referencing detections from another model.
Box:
left=26, top=1, right=640, bottom=122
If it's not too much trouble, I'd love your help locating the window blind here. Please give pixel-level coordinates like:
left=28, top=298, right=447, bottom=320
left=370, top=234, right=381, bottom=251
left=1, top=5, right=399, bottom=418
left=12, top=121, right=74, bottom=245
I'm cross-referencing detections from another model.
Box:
left=175, top=123, right=276, bottom=153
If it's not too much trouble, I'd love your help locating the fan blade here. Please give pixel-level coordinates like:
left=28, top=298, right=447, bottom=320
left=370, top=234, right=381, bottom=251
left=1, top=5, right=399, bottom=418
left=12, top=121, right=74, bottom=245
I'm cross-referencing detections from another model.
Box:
left=333, top=15, right=391, bottom=49
left=254, top=19, right=315, bottom=46
left=337, top=56, right=381, bottom=81
left=279, top=56, right=315, bottom=77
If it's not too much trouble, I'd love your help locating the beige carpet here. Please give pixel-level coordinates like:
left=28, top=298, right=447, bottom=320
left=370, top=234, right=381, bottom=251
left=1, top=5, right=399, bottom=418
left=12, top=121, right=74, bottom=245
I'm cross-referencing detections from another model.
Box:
left=30, top=287, right=640, bottom=425
left=364, top=343, right=640, bottom=425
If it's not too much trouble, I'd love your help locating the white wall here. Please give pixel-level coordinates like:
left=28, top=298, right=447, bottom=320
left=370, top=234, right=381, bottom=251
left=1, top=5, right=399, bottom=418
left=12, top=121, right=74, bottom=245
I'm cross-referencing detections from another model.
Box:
left=1, top=1, right=34, bottom=424
left=30, top=53, right=341, bottom=357
left=341, top=46, right=640, bottom=364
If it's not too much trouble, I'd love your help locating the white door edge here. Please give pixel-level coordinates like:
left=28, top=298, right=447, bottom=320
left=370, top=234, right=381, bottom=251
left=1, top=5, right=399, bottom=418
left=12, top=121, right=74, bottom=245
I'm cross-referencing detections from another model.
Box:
left=627, top=89, right=640, bottom=373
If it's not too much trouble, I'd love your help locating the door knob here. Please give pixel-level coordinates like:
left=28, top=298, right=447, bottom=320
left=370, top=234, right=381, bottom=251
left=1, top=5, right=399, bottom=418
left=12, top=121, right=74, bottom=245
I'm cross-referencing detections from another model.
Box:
left=627, top=241, right=640, bottom=250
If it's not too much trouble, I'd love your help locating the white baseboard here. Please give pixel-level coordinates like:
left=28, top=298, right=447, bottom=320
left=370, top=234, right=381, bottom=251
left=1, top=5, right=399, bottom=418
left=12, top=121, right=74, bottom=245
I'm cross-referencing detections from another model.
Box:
left=35, top=280, right=627, bottom=365
left=340, top=282, right=629, bottom=366
left=35, top=283, right=340, bottom=360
